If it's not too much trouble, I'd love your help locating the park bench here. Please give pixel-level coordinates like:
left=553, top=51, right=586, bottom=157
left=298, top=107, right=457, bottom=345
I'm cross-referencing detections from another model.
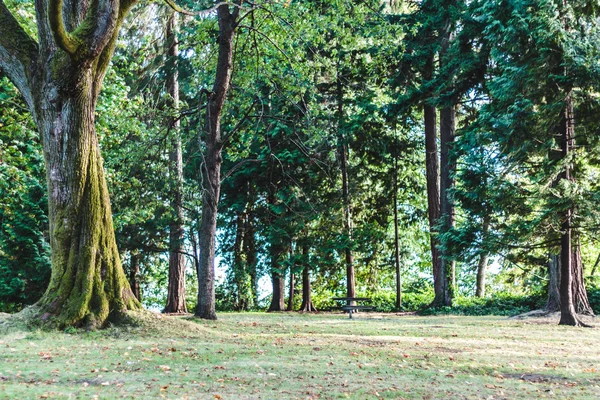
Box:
left=332, top=297, right=373, bottom=319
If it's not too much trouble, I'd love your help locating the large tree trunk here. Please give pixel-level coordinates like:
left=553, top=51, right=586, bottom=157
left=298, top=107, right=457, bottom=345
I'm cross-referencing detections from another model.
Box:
left=38, top=88, right=140, bottom=327
left=300, top=245, right=317, bottom=312
left=424, top=56, right=443, bottom=307
left=195, top=4, right=237, bottom=320
left=0, top=0, right=142, bottom=329
left=164, top=12, right=187, bottom=314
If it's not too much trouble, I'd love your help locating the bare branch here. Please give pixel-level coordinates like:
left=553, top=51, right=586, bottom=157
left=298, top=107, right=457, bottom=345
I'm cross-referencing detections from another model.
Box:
left=163, top=0, right=245, bottom=17
left=0, top=0, right=39, bottom=110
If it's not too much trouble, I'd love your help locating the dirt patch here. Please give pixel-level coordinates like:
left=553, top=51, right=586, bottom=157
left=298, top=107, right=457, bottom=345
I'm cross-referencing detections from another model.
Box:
left=503, top=373, right=567, bottom=383
left=434, top=346, right=464, bottom=353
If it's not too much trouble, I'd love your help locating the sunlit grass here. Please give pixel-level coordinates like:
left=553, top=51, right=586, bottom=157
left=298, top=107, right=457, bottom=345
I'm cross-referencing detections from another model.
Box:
left=1, top=312, right=599, bottom=399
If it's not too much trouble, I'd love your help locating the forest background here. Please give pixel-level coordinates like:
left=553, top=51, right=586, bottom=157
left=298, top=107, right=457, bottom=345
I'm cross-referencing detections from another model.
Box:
left=2, top=0, right=600, bottom=323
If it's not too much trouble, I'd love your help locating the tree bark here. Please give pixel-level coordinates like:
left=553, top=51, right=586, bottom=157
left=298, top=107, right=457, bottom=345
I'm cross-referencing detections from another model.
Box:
left=164, top=11, right=187, bottom=314
left=546, top=253, right=561, bottom=312
left=300, top=245, right=317, bottom=312
left=424, top=55, right=443, bottom=307
left=129, top=252, right=141, bottom=301
left=195, top=4, right=237, bottom=320
left=267, top=243, right=286, bottom=312
left=0, top=0, right=142, bottom=327
left=435, top=104, right=455, bottom=307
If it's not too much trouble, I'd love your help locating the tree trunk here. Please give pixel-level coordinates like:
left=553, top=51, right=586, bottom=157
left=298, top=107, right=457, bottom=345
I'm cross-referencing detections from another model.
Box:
left=0, top=0, right=142, bottom=328
left=558, top=94, right=588, bottom=326
left=232, top=211, right=247, bottom=311
left=164, top=12, right=187, bottom=314
left=243, top=187, right=258, bottom=308
left=571, top=243, right=594, bottom=316
left=475, top=218, right=490, bottom=298
left=38, top=89, right=140, bottom=327
left=436, top=104, right=455, bottom=307
left=336, top=63, right=355, bottom=301
left=195, top=4, right=237, bottom=320
left=267, top=243, right=286, bottom=312
left=129, top=252, right=141, bottom=301
left=287, top=269, right=295, bottom=311
left=424, top=56, right=443, bottom=307
left=393, top=154, right=402, bottom=310
left=300, top=245, right=317, bottom=312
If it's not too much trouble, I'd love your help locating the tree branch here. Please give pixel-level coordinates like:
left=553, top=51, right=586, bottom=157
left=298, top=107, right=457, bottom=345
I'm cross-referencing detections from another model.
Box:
left=47, top=0, right=78, bottom=54
left=48, top=0, right=120, bottom=59
left=0, top=0, right=39, bottom=111
left=163, top=0, right=245, bottom=17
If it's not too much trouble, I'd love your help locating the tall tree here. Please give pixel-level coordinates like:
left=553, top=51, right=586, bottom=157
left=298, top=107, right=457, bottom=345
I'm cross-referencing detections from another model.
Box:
left=196, top=3, right=239, bottom=319
left=164, top=11, right=187, bottom=314
left=0, top=0, right=142, bottom=327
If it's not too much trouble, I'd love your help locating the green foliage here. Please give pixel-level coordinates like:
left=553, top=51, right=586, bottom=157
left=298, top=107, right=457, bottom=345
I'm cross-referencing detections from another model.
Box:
left=0, top=78, right=51, bottom=312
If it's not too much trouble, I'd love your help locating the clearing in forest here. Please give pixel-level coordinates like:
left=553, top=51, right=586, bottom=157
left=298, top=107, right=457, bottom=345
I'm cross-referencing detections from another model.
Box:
left=0, top=312, right=599, bottom=399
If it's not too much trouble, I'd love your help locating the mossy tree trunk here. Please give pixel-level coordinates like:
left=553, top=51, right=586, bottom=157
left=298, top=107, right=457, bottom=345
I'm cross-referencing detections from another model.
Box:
left=0, top=0, right=141, bottom=328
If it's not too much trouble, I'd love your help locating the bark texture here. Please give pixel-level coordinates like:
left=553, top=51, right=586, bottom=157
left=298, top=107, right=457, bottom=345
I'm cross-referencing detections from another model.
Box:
left=195, top=4, right=237, bottom=320
left=0, top=0, right=142, bottom=327
left=129, top=252, right=141, bottom=301
left=164, top=11, right=187, bottom=314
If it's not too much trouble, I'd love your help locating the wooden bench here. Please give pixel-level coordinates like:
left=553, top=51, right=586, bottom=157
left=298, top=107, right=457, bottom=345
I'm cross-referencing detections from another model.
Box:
left=332, top=297, right=373, bottom=319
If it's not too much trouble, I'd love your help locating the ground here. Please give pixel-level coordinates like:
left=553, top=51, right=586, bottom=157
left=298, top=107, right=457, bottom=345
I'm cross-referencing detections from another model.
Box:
left=0, top=311, right=599, bottom=399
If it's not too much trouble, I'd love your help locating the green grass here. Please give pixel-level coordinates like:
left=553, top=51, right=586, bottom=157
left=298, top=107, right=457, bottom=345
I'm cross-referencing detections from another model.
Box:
left=1, top=311, right=599, bottom=399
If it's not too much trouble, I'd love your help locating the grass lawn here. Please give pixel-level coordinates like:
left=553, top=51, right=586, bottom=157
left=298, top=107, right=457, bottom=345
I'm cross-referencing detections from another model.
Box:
left=1, top=311, right=599, bottom=399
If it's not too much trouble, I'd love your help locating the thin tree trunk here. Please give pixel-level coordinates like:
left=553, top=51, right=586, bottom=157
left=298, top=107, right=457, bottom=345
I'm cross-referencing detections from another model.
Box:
left=393, top=154, right=402, bottom=310
left=336, top=62, right=355, bottom=301
left=475, top=218, right=490, bottom=298
left=233, top=211, right=246, bottom=311
left=300, top=245, right=317, bottom=312
left=424, top=55, right=443, bottom=307
left=164, top=12, right=187, bottom=314
left=129, top=252, right=141, bottom=301
left=243, top=186, right=258, bottom=308
left=437, top=104, right=455, bottom=307
left=196, top=4, right=238, bottom=320
left=287, top=265, right=295, bottom=311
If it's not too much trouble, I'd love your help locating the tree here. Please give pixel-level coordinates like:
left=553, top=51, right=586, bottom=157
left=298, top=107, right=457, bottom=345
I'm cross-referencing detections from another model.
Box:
left=196, top=3, right=239, bottom=320
left=164, top=11, right=187, bottom=314
left=0, top=0, right=143, bottom=327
